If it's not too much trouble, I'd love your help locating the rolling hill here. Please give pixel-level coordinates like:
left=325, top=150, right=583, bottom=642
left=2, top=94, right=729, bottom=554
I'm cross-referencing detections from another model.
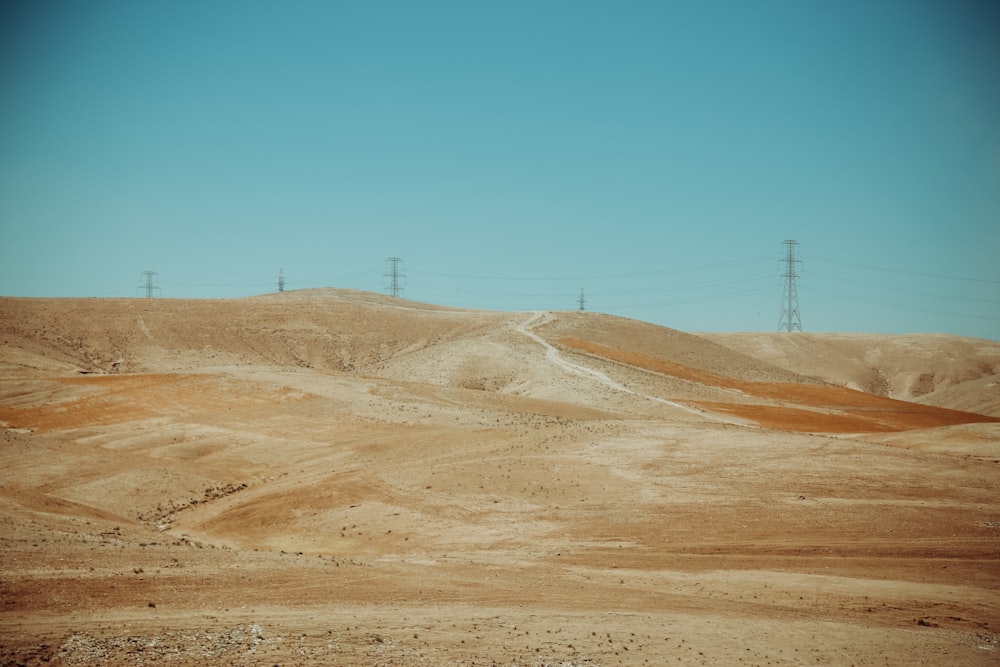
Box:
left=1, top=290, right=998, bottom=665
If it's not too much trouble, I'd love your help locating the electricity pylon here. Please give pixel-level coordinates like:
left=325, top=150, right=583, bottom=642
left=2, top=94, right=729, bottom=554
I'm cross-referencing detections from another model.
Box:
left=778, top=240, right=802, bottom=332
left=139, top=271, right=160, bottom=298
left=384, top=257, right=405, bottom=297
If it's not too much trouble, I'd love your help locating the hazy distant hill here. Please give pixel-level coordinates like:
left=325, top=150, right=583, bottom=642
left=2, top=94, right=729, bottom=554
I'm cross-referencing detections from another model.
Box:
left=703, top=331, right=1000, bottom=417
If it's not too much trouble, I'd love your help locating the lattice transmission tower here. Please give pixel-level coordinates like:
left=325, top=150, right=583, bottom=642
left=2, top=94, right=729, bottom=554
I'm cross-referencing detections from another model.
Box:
left=578, top=288, right=586, bottom=311
left=277, top=268, right=285, bottom=292
left=384, top=257, right=405, bottom=297
left=778, top=240, right=802, bottom=332
left=138, top=270, right=160, bottom=298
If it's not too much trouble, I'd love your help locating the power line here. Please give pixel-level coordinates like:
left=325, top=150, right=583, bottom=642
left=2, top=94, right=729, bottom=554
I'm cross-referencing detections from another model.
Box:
left=608, top=286, right=775, bottom=311
left=407, top=264, right=779, bottom=313
left=809, top=271, right=1000, bottom=305
left=809, top=255, right=1000, bottom=284
left=586, top=271, right=775, bottom=298
left=406, top=253, right=776, bottom=282
left=810, top=287, right=1000, bottom=322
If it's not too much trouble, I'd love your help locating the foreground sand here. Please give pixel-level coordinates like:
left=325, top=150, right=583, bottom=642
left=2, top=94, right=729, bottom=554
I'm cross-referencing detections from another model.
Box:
left=1, top=291, right=998, bottom=665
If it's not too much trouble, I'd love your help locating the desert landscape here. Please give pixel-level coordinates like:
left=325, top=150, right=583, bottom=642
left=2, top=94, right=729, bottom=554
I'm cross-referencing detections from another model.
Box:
left=1, top=288, right=998, bottom=666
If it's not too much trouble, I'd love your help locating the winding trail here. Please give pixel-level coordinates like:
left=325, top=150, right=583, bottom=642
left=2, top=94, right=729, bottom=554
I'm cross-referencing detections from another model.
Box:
left=516, top=311, right=740, bottom=424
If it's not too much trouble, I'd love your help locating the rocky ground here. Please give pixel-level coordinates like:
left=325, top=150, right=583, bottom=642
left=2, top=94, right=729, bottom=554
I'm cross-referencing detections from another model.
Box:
left=1, top=290, right=998, bottom=665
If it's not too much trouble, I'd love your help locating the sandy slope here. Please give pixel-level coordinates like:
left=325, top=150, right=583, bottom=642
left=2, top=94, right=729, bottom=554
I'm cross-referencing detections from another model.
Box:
left=703, top=331, right=1000, bottom=416
left=1, top=290, right=998, bottom=666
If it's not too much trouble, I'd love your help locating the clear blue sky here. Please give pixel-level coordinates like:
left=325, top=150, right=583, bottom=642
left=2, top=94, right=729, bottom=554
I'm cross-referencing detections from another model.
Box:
left=2, top=0, right=998, bottom=339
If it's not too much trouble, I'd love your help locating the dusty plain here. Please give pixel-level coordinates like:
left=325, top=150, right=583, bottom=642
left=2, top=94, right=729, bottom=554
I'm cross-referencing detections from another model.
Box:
left=1, top=289, right=998, bottom=666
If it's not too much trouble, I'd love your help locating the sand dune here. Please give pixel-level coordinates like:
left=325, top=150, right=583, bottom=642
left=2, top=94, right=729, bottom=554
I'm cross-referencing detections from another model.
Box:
left=1, top=290, right=998, bottom=665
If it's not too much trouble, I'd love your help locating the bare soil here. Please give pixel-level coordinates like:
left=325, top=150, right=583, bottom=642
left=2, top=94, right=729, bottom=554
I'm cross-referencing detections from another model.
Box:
left=1, top=290, right=998, bottom=665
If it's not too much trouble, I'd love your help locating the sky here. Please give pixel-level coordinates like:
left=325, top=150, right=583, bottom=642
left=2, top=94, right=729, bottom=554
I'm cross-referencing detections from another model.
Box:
left=1, top=0, right=999, bottom=339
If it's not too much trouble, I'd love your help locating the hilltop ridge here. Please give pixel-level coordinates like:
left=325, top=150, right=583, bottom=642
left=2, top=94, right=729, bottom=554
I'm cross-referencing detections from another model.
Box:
left=2, top=289, right=997, bottom=421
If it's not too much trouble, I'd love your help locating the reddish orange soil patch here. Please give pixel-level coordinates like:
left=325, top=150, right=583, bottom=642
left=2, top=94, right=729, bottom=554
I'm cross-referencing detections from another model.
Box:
left=683, top=400, right=936, bottom=432
left=558, top=337, right=746, bottom=390
left=559, top=337, right=1000, bottom=432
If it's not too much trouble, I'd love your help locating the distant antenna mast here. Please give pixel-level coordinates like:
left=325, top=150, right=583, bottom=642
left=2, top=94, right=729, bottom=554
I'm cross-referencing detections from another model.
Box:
left=139, top=270, right=160, bottom=298
left=384, top=257, right=405, bottom=297
left=277, top=268, right=285, bottom=292
left=778, top=240, right=802, bottom=332
left=578, top=288, right=586, bottom=311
